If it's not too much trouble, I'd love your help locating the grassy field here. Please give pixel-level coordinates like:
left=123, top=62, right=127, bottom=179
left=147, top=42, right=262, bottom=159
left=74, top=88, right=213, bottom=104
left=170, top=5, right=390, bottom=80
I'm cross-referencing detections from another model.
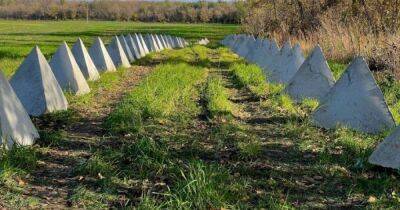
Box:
left=1, top=21, right=400, bottom=208
left=0, top=20, right=238, bottom=76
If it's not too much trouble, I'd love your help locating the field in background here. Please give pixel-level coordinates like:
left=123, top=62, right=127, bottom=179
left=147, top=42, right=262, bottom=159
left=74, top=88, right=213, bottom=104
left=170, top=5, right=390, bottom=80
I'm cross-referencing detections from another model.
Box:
left=0, top=20, right=238, bottom=76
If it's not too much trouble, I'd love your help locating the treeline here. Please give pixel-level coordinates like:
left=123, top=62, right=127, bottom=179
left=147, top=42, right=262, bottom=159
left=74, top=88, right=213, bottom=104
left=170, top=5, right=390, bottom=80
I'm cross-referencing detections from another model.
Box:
left=0, top=0, right=242, bottom=23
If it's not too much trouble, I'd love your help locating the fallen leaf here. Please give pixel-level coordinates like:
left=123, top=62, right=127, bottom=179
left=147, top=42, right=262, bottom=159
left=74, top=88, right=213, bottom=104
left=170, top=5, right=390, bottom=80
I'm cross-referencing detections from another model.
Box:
left=98, top=173, right=105, bottom=180
left=368, top=196, right=377, bottom=203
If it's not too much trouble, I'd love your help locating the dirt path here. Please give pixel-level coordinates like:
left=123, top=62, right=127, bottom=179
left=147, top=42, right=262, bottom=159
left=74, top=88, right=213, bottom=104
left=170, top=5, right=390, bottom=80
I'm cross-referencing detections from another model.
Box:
left=24, top=66, right=153, bottom=208
left=214, top=69, right=346, bottom=208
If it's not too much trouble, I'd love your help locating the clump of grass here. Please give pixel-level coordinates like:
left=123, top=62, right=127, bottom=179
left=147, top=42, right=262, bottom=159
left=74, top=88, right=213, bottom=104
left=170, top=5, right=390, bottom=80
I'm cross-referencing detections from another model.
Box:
left=378, top=73, right=400, bottom=124
left=69, top=185, right=118, bottom=209
left=328, top=60, right=347, bottom=80
left=115, top=137, right=171, bottom=178
left=299, top=98, right=320, bottom=115
left=267, top=83, right=284, bottom=96
left=0, top=146, right=38, bottom=172
left=166, top=161, right=234, bottom=209
left=204, top=76, right=234, bottom=118
left=230, top=63, right=268, bottom=98
left=272, top=94, right=298, bottom=115
left=105, top=63, right=207, bottom=134
left=237, top=136, right=263, bottom=159
left=74, top=154, right=116, bottom=178
left=0, top=146, right=38, bottom=200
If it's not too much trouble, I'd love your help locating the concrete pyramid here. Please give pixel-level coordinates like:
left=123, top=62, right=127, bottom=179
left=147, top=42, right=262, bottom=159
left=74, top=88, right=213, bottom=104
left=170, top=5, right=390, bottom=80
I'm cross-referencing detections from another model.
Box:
left=49, top=42, right=91, bottom=95
left=107, top=36, right=131, bottom=68
left=311, top=57, right=395, bottom=134
left=118, top=35, right=135, bottom=63
left=270, top=39, right=280, bottom=53
left=167, top=35, right=175, bottom=48
left=169, top=35, right=177, bottom=48
left=285, top=45, right=335, bottom=102
left=271, top=42, right=304, bottom=84
left=171, top=36, right=179, bottom=48
left=369, top=126, right=400, bottom=169
left=164, top=35, right=172, bottom=49
left=138, top=34, right=150, bottom=54
left=132, top=34, right=146, bottom=57
left=0, top=70, right=39, bottom=148
left=244, top=38, right=262, bottom=62
left=71, top=38, right=100, bottom=81
left=237, top=37, right=253, bottom=58
left=126, top=34, right=141, bottom=59
left=157, top=34, right=166, bottom=49
left=147, top=34, right=159, bottom=52
left=10, top=46, right=68, bottom=116
left=154, top=34, right=164, bottom=51
left=161, top=35, right=171, bottom=49
left=89, top=37, right=116, bottom=72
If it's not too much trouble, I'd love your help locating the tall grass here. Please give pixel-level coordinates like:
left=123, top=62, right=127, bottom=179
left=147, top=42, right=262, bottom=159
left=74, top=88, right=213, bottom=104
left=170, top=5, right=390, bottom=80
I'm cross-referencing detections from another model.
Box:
left=105, top=63, right=207, bottom=134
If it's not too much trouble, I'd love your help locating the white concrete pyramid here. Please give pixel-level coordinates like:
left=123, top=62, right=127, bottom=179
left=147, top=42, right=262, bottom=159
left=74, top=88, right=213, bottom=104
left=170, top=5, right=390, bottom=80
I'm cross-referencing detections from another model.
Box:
left=285, top=45, right=335, bottom=102
left=167, top=35, right=175, bottom=48
left=49, top=42, right=91, bottom=95
left=165, top=35, right=173, bottom=48
left=311, top=57, right=395, bottom=134
left=71, top=38, right=100, bottom=81
left=10, top=46, right=68, bottom=116
left=107, top=36, right=131, bottom=68
left=118, top=35, right=135, bottom=63
left=132, top=34, right=146, bottom=58
left=0, top=70, right=39, bottom=149
left=157, top=34, right=166, bottom=49
left=237, top=37, right=253, bottom=58
left=138, top=34, right=150, bottom=54
left=271, top=42, right=305, bottom=84
left=171, top=36, right=179, bottom=48
left=161, top=35, right=171, bottom=49
left=270, top=39, right=280, bottom=53
left=369, top=126, right=400, bottom=169
left=169, top=35, right=176, bottom=48
left=151, top=34, right=161, bottom=52
left=154, top=34, right=164, bottom=51
left=89, top=37, right=116, bottom=72
left=244, top=38, right=262, bottom=62
left=144, top=34, right=156, bottom=52
left=126, top=34, right=141, bottom=59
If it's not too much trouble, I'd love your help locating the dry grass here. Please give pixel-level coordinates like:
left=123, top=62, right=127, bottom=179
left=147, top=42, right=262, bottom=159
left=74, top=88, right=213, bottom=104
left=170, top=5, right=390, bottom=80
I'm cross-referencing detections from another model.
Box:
left=271, top=20, right=400, bottom=78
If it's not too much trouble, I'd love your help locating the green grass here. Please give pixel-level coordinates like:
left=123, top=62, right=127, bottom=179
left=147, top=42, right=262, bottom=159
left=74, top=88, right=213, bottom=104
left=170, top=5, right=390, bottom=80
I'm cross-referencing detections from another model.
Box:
left=1, top=22, right=400, bottom=208
left=204, top=75, right=234, bottom=118
left=105, top=63, right=207, bottom=134
left=328, top=60, right=347, bottom=80
left=230, top=63, right=268, bottom=98
left=0, top=20, right=238, bottom=77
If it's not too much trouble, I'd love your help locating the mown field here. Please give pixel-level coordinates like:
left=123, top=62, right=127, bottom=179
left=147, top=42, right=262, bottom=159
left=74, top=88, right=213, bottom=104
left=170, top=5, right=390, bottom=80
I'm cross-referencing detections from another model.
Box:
left=1, top=21, right=400, bottom=209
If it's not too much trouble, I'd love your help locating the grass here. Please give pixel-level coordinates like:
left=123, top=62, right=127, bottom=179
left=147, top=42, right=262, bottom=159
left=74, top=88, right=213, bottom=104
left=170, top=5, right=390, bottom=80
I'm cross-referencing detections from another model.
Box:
left=0, top=20, right=238, bottom=77
left=230, top=63, right=269, bottom=98
left=104, top=63, right=207, bottom=134
left=1, top=20, right=400, bottom=208
left=204, top=75, right=234, bottom=118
